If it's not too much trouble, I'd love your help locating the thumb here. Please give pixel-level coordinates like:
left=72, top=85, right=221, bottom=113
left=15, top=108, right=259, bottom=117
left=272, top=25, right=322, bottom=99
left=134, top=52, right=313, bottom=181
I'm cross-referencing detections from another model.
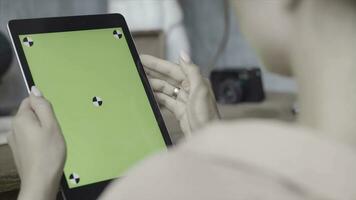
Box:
left=29, top=86, right=56, bottom=127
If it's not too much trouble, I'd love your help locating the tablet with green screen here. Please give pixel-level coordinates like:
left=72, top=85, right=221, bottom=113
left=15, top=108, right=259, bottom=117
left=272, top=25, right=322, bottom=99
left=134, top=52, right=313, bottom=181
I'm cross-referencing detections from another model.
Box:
left=8, top=14, right=172, bottom=200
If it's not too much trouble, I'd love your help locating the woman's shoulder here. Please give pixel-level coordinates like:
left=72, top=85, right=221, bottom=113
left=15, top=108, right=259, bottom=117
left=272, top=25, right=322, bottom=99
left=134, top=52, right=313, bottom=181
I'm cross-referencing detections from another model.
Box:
left=183, top=119, right=356, bottom=158
left=100, top=120, right=356, bottom=200
left=180, top=119, right=356, bottom=199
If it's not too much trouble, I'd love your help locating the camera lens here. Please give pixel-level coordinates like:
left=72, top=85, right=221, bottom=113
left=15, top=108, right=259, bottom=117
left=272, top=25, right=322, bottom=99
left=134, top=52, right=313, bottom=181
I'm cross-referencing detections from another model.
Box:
left=217, top=79, right=243, bottom=104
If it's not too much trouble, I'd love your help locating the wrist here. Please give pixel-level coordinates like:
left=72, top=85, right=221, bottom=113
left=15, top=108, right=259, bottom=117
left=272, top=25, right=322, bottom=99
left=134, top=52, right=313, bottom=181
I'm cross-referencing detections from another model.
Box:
left=18, top=176, right=61, bottom=200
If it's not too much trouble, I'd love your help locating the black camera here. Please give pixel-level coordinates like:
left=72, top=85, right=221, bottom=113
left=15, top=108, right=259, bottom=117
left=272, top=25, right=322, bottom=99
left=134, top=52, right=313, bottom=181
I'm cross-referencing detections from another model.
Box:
left=210, top=68, right=265, bottom=104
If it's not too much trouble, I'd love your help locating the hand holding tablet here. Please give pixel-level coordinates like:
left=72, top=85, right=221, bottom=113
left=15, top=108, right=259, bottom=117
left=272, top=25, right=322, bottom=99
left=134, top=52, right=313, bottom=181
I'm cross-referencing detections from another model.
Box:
left=8, top=14, right=172, bottom=200
left=8, top=87, right=66, bottom=200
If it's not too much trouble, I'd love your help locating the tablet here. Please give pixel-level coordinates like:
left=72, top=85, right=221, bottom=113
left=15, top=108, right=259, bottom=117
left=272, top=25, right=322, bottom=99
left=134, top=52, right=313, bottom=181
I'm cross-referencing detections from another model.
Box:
left=8, top=14, right=172, bottom=200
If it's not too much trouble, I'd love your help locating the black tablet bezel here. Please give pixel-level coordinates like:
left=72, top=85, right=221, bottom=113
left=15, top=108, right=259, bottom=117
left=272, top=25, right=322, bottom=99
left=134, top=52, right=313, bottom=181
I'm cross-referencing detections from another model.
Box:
left=8, top=14, right=172, bottom=200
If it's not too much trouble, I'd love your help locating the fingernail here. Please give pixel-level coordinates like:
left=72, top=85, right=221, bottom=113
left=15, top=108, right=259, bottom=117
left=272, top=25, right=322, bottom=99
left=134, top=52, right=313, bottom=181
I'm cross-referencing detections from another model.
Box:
left=31, top=86, right=42, bottom=97
left=180, top=51, right=191, bottom=63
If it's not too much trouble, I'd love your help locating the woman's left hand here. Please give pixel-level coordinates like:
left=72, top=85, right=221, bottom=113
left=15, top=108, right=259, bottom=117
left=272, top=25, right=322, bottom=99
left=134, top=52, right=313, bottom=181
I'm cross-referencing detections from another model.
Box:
left=7, top=86, right=66, bottom=200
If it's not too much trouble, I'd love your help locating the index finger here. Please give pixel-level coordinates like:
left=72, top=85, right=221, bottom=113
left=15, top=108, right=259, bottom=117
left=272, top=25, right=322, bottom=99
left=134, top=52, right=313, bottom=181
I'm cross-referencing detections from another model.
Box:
left=29, top=94, right=56, bottom=127
left=140, top=55, right=186, bottom=83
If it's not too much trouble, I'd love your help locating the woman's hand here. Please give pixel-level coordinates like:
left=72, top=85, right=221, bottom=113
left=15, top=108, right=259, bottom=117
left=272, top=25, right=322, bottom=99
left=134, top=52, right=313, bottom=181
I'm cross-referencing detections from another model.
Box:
left=141, top=53, right=220, bottom=137
left=7, top=86, right=66, bottom=200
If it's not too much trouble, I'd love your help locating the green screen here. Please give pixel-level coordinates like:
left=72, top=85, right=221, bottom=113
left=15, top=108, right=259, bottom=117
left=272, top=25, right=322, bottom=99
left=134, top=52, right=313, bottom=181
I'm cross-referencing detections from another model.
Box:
left=19, top=28, right=167, bottom=188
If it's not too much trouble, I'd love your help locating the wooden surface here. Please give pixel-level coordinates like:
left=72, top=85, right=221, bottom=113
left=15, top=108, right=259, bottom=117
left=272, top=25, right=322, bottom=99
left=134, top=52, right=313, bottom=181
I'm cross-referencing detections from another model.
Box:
left=0, top=144, right=19, bottom=199
left=218, top=92, right=296, bottom=122
left=0, top=144, right=19, bottom=191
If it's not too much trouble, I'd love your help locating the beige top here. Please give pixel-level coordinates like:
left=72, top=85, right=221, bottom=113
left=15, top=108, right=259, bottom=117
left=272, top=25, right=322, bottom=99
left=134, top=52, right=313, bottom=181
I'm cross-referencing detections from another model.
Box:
left=100, top=120, right=356, bottom=200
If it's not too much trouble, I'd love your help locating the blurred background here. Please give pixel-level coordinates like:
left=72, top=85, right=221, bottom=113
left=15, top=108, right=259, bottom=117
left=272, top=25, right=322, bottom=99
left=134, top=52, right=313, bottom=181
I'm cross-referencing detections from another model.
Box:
left=0, top=0, right=297, bottom=199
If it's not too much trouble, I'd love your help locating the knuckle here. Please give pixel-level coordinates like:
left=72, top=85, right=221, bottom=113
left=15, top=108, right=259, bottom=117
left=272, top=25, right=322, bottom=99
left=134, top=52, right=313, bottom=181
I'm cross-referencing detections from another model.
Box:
left=156, top=80, right=164, bottom=89
left=144, top=68, right=151, bottom=75
left=149, top=58, right=160, bottom=69
left=161, top=67, right=171, bottom=76
left=162, top=83, right=168, bottom=92
left=152, top=80, right=162, bottom=91
left=158, top=80, right=166, bottom=91
left=167, top=69, right=175, bottom=77
left=38, top=98, right=53, bottom=110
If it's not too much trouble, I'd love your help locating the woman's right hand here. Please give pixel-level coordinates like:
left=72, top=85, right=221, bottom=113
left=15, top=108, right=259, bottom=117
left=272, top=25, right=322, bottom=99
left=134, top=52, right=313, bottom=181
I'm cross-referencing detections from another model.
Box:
left=141, top=53, right=220, bottom=137
left=7, top=86, right=66, bottom=200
